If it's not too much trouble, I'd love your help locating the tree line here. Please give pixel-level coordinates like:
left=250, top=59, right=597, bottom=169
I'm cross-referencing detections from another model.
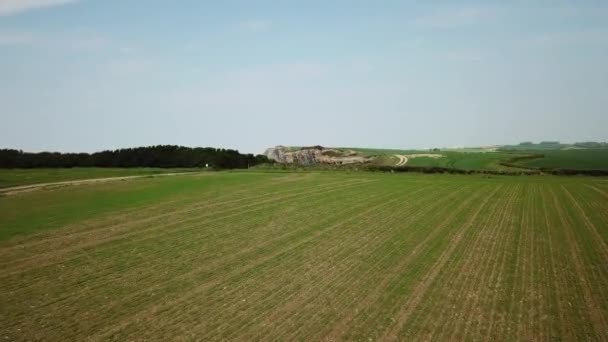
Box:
left=0, top=145, right=270, bottom=169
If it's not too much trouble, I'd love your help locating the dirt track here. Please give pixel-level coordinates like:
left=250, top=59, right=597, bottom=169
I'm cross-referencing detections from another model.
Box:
left=0, top=172, right=197, bottom=196
left=394, top=155, right=408, bottom=166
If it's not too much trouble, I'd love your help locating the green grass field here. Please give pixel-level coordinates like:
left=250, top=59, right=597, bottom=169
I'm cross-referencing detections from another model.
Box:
left=1, top=171, right=608, bottom=340
left=514, top=149, right=608, bottom=170
left=344, top=147, right=529, bottom=171
left=342, top=147, right=422, bottom=156
left=404, top=151, right=526, bottom=171
left=0, top=167, right=196, bottom=189
left=284, top=146, right=608, bottom=172
left=369, top=148, right=608, bottom=171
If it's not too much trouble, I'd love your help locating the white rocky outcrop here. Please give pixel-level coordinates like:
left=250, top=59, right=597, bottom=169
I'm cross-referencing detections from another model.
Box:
left=263, top=146, right=370, bottom=165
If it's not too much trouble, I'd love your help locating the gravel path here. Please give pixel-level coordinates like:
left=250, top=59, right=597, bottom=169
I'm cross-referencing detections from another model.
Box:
left=394, top=154, right=409, bottom=166
left=0, top=172, right=198, bottom=196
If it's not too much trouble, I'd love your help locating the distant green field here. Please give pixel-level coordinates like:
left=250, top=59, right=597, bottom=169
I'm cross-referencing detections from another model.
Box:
left=514, top=149, right=608, bottom=170
left=0, top=172, right=244, bottom=240
left=0, top=167, right=196, bottom=189
left=345, top=146, right=608, bottom=171
left=341, top=147, right=526, bottom=170
left=1, top=171, right=608, bottom=340
left=500, top=143, right=565, bottom=151
left=340, top=147, right=422, bottom=156
left=358, top=149, right=526, bottom=171
left=404, top=151, right=526, bottom=171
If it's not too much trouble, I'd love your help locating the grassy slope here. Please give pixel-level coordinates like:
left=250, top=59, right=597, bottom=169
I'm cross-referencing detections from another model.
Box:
left=499, top=143, right=565, bottom=151
left=516, top=149, right=608, bottom=170
left=1, top=171, right=608, bottom=340
left=341, top=147, right=527, bottom=170
left=0, top=172, right=264, bottom=240
left=405, top=151, right=525, bottom=171
left=343, top=147, right=422, bottom=156
left=344, top=146, right=608, bottom=171
left=361, top=150, right=526, bottom=171
left=0, top=167, right=196, bottom=189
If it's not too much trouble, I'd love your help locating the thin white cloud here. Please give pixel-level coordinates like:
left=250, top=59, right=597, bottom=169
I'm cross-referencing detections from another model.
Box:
left=445, top=50, right=486, bottom=63
left=105, top=58, right=155, bottom=76
left=0, top=29, right=114, bottom=53
left=0, top=0, right=80, bottom=16
left=529, top=29, right=608, bottom=47
left=0, top=31, right=33, bottom=45
left=239, top=19, right=272, bottom=32
left=119, top=46, right=135, bottom=54
left=65, top=34, right=109, bottom=51
left=412, top=7, right=496, bottom=29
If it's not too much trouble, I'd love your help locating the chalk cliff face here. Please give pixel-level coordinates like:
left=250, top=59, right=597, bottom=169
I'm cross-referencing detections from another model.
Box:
left=263, top=146, right=371, bottom=165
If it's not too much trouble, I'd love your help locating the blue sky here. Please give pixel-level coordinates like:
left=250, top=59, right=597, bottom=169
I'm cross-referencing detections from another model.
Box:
left=1, top=0, right=607, bottom=153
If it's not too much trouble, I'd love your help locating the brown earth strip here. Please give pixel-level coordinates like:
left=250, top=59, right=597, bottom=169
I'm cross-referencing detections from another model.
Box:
left=1, top=177, right=368, bottom=255
left=549, top=187, right=608, bottom=339
left=88, top=186, right=411, bottom=340
left=381, top=184, right=500, bottom=341
left=463, top=185, right=522, bottom=340
left=4, top=183, right=392, bottom=340
left=200, top=184, right=452, bottom=340
left=322, top=184, right=487, bottom=341
left=2, top=182, right=387, bottom=330
left=250, top=183, right=466, bottom=341
left=584, top=184, right=608, bottom=200
left=410, top=183, right=510, bottom=340
left=441, top=184, right=520, bottom=340
left=561, top=185, right=608, bottom=261
left=1, top=179, right=373, bottom=276
left=128, top=183, right=442, bottom=339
